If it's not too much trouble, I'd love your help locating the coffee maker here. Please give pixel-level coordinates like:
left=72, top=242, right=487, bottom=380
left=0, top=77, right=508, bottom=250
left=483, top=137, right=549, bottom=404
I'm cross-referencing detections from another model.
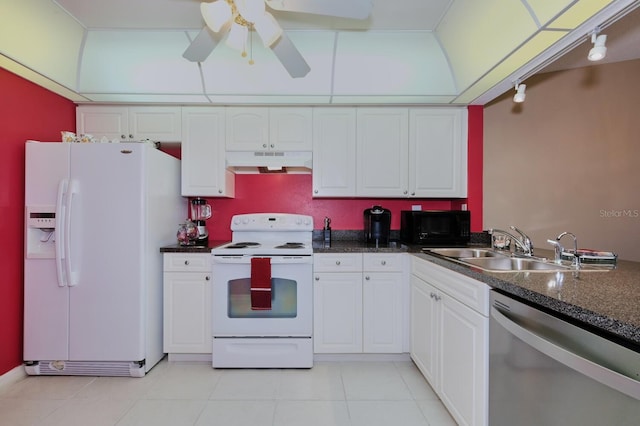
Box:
left=364, top=205, right=391, bottom=247
left=190, top=198, right=212, bottom=246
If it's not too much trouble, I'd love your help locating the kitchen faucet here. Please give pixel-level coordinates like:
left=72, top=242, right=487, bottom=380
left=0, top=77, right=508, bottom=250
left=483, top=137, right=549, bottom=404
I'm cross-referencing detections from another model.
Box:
left=550, top=231, right=580, bottom=269
left=489, top=226, right=535, bottom=256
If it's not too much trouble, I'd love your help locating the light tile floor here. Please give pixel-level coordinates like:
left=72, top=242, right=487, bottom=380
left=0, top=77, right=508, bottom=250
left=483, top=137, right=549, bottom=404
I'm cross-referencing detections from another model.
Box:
left=0, top=360, right=457, bottom=426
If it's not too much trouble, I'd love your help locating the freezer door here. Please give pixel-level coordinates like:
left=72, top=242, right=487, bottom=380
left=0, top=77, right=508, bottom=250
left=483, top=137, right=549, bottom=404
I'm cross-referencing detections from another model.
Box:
left=67, top=144, right=147, bottom=361
left=24, top=142, right=71, bottom=360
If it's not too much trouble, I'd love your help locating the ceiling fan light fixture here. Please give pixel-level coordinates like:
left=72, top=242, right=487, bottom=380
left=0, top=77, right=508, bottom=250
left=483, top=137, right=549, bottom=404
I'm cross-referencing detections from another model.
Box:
left=236, top=0, right=265, bottom=23
left=226, top=21, right=248, bottom=53
left=201, top=1, right=232, bottom=32
left=588, top=33, right=607, bottom=61
left=254, top=12, right=283, bottom=47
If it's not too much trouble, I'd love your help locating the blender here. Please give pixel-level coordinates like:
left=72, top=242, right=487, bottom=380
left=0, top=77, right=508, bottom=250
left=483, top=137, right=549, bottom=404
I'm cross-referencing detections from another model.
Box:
left=190, top=198, right=212, bottom=246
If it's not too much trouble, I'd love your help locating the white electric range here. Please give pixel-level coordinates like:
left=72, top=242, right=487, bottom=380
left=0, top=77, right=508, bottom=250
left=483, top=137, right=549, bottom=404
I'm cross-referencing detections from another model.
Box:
left=211, top=213, right=314, bottom=368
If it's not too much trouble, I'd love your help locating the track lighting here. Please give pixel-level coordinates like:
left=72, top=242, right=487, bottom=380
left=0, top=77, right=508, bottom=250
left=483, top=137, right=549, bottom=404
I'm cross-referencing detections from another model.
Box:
left=513, top=82, right=526, bottom=103
left=588, top=30, right=607, bottom=62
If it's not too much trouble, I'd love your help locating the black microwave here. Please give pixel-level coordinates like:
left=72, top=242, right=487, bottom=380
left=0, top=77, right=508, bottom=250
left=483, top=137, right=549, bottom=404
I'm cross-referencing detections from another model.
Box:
left=400, top=210, right=471, bottom=246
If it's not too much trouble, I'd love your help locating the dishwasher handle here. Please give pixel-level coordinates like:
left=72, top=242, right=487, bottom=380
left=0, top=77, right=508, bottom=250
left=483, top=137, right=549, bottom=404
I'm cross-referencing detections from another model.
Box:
left=491, top=305, right=640, bottom=400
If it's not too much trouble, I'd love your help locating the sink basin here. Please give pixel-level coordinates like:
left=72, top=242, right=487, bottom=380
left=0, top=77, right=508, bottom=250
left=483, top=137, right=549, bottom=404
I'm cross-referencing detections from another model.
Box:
left=424, top=248, right=508, bottom=258
left=459, top=257, right=571, bottom=272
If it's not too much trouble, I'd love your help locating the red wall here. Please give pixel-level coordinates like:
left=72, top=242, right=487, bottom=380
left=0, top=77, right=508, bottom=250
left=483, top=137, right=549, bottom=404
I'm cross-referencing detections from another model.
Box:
left=0, top=68, right=483, bottom=376
left=0, top=68, right=76, bottom=375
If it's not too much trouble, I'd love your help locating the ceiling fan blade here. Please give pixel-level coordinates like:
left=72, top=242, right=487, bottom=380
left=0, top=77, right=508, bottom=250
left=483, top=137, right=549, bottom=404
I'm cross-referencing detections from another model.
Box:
left=265, top=0, right=372, bottom=19
left=183, top=27, right=223, bottom=62
left=270, top=33, right=311, bottom=78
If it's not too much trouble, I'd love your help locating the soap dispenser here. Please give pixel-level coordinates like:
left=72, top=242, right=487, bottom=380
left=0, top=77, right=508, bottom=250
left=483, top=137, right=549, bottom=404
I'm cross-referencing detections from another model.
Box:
left=323, top=217, right=332, bottom=247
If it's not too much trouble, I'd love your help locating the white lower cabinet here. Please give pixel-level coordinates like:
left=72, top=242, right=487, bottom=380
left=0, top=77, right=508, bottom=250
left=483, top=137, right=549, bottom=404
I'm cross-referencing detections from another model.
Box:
left=410, top=256, right=489, bottom=426
left=163, top=253, right=212, bottom=355
left=313, top=253, right=404, bottom=354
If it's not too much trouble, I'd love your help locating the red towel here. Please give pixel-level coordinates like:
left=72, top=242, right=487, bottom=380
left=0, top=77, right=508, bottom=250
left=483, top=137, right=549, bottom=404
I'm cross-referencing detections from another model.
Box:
left=251, top=257, right=272, bottom=310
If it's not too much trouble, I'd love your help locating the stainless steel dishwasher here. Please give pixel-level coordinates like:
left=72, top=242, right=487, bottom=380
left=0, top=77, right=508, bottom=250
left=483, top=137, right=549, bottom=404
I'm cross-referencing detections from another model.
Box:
left=489, top=290, right=640, bottom=425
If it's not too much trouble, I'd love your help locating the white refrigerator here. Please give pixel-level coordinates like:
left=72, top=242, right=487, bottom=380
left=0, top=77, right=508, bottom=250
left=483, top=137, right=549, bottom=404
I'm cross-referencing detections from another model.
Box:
left=24, top=140, right=186, bottom=377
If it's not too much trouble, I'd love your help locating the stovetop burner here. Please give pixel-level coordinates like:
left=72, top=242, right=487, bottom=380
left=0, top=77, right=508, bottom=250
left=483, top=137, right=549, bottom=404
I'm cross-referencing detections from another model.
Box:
left=274, top=242, right=305, bottom=249
left=225, top=242, right=261, bottom=249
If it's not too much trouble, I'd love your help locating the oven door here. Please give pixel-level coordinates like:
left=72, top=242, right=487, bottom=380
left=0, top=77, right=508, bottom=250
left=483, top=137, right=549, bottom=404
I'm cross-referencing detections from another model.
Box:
left=211, top=255, right=313, bottom=337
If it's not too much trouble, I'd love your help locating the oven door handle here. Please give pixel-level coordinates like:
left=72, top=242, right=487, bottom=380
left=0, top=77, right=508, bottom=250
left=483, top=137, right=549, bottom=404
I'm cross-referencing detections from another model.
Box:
left=212, top=255, right=313, bottom=265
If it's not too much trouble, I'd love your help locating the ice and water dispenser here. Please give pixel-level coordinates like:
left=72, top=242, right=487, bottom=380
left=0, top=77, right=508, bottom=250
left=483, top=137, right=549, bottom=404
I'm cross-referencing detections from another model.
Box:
left=25, top=206, right=57, bottom=258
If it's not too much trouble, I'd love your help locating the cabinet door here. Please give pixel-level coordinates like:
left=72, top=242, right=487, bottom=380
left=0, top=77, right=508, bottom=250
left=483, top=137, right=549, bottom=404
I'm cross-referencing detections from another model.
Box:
left=409, top=108, right=467, bottom=197
left=270, top=108, right=312, bottom=151
left=181, top=107, right=234, bottom=197
left=363, top=271, right=403, bottom=353
left=76, top=106, right=129, bottom=141
left=356, top=108, right=409, bottom=197
left=313, top=272, right=363, bottom=353
left=129, top=107, right=182, bottom=142
left=226, top=107, right=269, bottom=151
left=312, top=108, right=357, bottom=197
left=410, top=274, right=439, bottom=387
left=439, top=293, right=488, bottom=426
left=163, top=271, right=212, bottom=354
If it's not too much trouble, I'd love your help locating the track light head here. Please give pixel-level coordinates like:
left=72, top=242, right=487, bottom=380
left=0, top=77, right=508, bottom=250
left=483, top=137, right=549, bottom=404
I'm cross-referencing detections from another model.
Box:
left=588, top=32, right=607, bottom=61
left=513, top=83, right=526, bottom=103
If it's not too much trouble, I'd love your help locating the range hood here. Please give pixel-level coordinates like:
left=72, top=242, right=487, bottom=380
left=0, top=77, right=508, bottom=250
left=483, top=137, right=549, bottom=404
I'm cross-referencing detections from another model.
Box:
left=226, top=150, right=312, bottom=174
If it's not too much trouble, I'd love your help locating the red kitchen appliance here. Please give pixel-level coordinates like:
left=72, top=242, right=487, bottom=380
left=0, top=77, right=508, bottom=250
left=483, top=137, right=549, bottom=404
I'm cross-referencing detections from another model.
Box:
left=190, top=198, right=211, bottom=246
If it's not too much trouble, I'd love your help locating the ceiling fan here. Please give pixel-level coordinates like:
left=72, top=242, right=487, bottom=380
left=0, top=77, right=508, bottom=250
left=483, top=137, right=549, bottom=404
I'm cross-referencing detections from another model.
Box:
left=183, top=0, right=373, bottom=78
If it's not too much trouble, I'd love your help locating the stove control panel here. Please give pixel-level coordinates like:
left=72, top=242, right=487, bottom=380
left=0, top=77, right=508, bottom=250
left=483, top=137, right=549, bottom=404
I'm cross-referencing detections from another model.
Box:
left=231, top=213, right=313, bottom=231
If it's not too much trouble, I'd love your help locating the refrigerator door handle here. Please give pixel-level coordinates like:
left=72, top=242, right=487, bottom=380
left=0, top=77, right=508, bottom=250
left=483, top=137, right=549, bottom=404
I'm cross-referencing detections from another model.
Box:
left=65, top=179, right=79, bottom=287
left=55, top=179, right=68, bottom=287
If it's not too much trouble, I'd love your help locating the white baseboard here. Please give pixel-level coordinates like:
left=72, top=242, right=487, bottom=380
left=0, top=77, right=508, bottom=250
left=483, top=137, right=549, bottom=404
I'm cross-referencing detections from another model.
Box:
left=314, top=353, right=411, bottom=362
left=0, top=365, right=27, bottom=389
left=167, top=353, right=212, bottom=363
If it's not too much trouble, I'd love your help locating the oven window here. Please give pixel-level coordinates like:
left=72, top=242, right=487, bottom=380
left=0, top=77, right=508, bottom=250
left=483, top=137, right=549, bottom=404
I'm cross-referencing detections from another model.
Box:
left=227, top=277, right=297, bottom=318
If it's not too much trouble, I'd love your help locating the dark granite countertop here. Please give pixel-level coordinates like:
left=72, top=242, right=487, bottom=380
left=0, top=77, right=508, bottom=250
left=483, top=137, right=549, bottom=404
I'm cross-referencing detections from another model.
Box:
left=160, top=240, right=229, bottom=253
left=315, top=239, right=640, bottom=348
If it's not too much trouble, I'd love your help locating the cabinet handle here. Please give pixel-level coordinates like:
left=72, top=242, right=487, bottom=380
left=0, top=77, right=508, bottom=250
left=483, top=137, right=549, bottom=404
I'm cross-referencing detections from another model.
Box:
left=380, top=260, right=386, bottom=266
left=335, top=261, right=341, bottom=266
left=129, top=134, right=134, bottom=139
left=121, top=134, right=126, bottom=139
left=411, top=192, right=415, bottom=196
left=263, top=143, right=267, bottom=148
left=430, top=292, right=441, bottom=301
left=270, top=144, right=274, bottom=148
left=218, top=189, right=223, bottom=194
left=315, top=276, right=319, bottom=281
left=314, top=189, right=318, bottom=194
left=184, top=260, right=189, bottom=265
left=205, top=276, right=210, bottom=281
left=403, top=190, right=408, bottom=195
left=365, top=276, right=370, bottom=280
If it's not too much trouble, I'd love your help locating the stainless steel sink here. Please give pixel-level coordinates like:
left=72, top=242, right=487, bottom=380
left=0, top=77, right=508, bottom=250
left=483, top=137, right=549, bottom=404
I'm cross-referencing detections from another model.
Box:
left=423, top=248, right=508, bottom=258
left=459, top=257, right=571, bottom=272
left=423, top=247, right=611, bottom=272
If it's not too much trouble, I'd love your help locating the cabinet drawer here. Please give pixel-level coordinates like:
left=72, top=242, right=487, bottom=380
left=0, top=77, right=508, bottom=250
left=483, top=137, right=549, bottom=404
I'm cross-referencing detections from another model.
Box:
left=164, top=253, right=212, bottom=272
left=363, top=253, right=404, bottom=272
left=411, top=256, right=489, bottom=316
left=314, top=253, right=363, bottom=272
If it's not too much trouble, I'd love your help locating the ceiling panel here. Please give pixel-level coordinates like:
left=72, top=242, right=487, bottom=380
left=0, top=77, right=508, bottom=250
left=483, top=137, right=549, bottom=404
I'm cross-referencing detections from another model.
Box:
left=527, top=0, right=577, bottom=26
left=437, top=0, right=538, bottom=90
left=333, top=31, right=456, bottom=96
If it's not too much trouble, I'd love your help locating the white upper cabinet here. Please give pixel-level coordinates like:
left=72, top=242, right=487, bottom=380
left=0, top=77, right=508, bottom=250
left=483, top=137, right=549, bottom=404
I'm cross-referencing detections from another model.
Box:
left=226, top=107, right=312, bottom=152
left=312, top=108, right=357, bottom=197
left=356, top=108, right=409, bottom=197
left=409, top=108, right=468, bottom=198
left=312, top=106, right=467, bottom=198
left=76, top=106, right=182, bottom=142
left=181, top=107, right=235, bottom=197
